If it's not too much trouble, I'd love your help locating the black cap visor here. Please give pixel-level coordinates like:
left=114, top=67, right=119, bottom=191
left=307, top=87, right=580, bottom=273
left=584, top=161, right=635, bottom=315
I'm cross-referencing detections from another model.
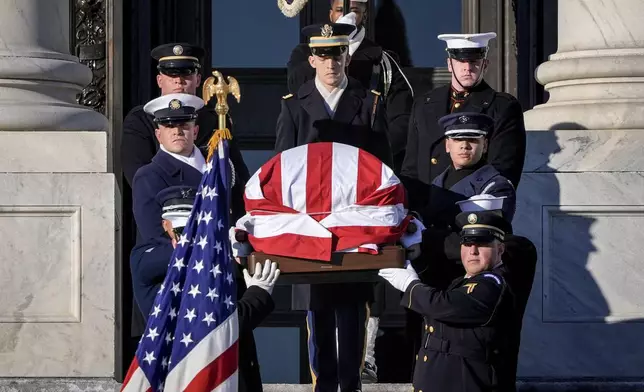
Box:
left=154, top=116, right=197, bottom=127
left=158, top=60, right=200, bottom=76
left=311, top=45, right=348, bottom=57
left=447, top=48, right=487, bottom=61
left=460, top=228, right=504, bottom=244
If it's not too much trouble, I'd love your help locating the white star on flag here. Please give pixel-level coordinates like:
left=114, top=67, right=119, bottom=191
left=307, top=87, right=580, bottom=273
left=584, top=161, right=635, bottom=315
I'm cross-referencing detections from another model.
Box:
left=150, top=305, right=162, bottom=318
left=184, top=308, right=197, bottom=322
left=206, top=287, right=219, bottom=301
left=207, top=187, right=218, bottom=200
left=197, top=236, right=208, bottom=249
left=143, top=351, right=156, bottom=365
left=211, top=264, right=222, bottom=277
left=146, top=327, right=160, bottom=341
left=188, top=284, right=201, bottom=298
left=170, top=282, right=182, bottom=296
left=180, top=333, right=194, bottom=347
left=193, top=260, right=204, bottom=273
left=202, top=312, right=216, bottom=326
left=173, top=257, right=185, bottom=271
left=201, top=211, right=213, bottom=225
left=177, top=233, right=189, bottom=247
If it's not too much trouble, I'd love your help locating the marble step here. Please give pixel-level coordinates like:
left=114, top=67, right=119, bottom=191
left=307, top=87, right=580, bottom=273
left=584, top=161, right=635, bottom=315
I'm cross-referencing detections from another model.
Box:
left=263, top=381, right=644, bottom=392
left=0, top=379, right=642, bottom=391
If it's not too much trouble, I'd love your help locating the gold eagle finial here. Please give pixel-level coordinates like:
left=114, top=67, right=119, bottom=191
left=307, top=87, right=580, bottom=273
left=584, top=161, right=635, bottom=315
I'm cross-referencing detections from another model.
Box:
left=202, top=70, right=241, bottom=161
left=203, top=70, right=241, bottom=113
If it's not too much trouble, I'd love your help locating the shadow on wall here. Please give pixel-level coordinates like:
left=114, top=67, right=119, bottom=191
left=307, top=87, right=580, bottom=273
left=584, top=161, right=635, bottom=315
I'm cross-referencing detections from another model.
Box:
left=516, top=122, right=644, bottom=389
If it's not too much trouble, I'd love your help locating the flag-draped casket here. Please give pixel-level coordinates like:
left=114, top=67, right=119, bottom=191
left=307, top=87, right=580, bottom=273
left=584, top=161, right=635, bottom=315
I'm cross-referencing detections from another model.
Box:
left=235, top=142, right=410, bottom=264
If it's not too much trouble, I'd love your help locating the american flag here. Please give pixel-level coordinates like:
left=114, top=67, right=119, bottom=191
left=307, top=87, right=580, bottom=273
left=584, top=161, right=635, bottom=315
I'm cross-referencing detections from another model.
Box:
left=122, top=140, right=238, bottom=392
left=236, top=142, right=410, bottom=261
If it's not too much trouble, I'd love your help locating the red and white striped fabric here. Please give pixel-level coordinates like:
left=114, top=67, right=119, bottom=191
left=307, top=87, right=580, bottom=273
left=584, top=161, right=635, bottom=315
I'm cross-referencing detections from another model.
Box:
left=235, top=142, right=410, bottom=261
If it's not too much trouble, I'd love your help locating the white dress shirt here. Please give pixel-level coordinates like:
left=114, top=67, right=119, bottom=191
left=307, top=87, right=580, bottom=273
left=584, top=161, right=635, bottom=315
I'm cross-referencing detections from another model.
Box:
left=315, top=75, right=348, bottom=117
left=160, top=144, right=206, bottom=173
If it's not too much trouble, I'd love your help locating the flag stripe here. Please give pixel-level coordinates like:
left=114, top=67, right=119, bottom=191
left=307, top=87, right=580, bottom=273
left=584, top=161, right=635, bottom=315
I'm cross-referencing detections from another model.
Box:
left=306, top=142, right=333, bottom=217
left=281, top=145, right=307, bottom=212
left=248, top=232, right=333, bottom=261
left=184, top=341, right=239, bottom=392
left=211, top=370, right=239, bottom=392
left=356, top=148, right=382, bottom=202
left=165, top=311, right=239, bottom=391
left=237, top=214, right=332, bottom=238
left=331, top=143, right=359, bottom=212
left=120, top=360, right=152, bottom=392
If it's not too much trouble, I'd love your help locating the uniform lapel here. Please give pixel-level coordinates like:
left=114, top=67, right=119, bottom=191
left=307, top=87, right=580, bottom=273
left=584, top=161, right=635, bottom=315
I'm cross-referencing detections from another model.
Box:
left=448, top=164, right=498, bottom=194
left=457, top=80, right=495, bottom=113
left=152, top=150, right=203, bottom=185
left=299, top=80, right=330, bottom=123
left=332, top=78, right=363, bottom=124
left=421, top=85, right=450, bottom=145
left=431, top=168, right=448, bottom=187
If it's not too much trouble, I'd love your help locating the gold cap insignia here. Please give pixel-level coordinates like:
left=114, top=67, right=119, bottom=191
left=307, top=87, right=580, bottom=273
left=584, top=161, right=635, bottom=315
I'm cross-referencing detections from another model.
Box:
left=459, top=115, right=470, bottom=123
left=173, top=45, right=184, bottom=55
left=169, top=99, right=182, bottom=110
left=467, top=213, right=478, bottom=224
left=321, top=24, right=333, bottom=38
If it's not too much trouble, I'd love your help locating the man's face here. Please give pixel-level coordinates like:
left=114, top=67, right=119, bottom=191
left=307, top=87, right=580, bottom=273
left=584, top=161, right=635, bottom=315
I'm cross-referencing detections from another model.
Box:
left=445, top=137, right=487, bottom=169
left=447, top=58, right=488, bottom=88
left=460, top=240, right=504, bottom=276
left=155, top=122, right=199, bottom=156
left=309, top=52, right=348, bottom=87
left=156, top=72, right=202, bottom=95
left=329, top=0, right=367, bottom=26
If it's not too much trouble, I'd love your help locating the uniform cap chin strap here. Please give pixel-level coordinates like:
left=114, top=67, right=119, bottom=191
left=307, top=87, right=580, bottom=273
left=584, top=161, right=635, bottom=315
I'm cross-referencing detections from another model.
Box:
left=449, top=57, right=487, bottom=92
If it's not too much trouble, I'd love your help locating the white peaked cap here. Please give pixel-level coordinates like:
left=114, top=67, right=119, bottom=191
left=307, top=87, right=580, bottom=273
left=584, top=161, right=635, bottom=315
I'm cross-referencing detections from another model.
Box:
left=456, top=194, right=506, bottom=212
left=336, top=12, right=357, bottom=27
left=437, top=32, right=497, bottom=49
left=162, top=210, right=191, bottom=230
left=143, top=93, right=204, bottom=115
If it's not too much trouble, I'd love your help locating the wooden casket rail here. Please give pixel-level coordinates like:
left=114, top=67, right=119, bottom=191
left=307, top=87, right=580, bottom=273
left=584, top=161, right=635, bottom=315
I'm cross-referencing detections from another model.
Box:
left=246, top=245, right=405, bottom=285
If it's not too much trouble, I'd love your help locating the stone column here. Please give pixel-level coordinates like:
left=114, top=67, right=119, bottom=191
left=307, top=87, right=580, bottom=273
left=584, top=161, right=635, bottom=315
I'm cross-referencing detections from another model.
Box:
left=0, top=0, right=119, bottom=387
left=517, top=0, right=644, bottom=387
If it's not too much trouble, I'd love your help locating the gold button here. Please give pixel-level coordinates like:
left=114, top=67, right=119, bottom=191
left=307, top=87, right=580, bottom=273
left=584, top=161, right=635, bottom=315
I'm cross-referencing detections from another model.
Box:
left=424, top=355, right=428, bottom=362
left=415, top=354, right=418, bottom=361
left=429, top=326, right=434, bottom=333
left=454, top=102, right=461, bottom=108
left=424, top=324, right=428, bottom=331
left=431, top=158, right=438, bottom=165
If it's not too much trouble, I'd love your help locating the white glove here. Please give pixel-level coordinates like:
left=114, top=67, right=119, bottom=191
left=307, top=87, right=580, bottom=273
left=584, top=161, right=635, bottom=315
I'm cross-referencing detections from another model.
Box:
left=378, top=263, right=419, bottom=292
left=229, top=227, right=252, bottom=258
left=400, top=217, right=426, bottom=248
left=242, top=259, right=281, bottom=295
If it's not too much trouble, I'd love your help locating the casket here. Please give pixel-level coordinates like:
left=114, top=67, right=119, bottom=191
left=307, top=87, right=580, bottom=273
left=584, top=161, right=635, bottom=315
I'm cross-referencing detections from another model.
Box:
left=246, top=245, right=406, bottom=284
left=236, top=142, right=411, bottom=284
